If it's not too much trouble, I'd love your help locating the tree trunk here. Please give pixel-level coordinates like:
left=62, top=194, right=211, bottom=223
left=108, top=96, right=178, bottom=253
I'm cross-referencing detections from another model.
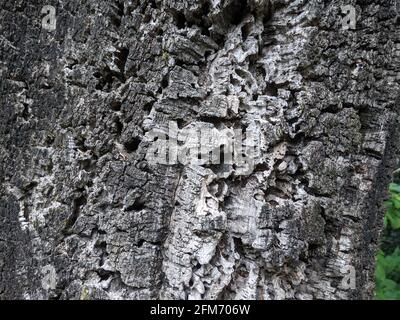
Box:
left=1, top=0, right=399, bottom=300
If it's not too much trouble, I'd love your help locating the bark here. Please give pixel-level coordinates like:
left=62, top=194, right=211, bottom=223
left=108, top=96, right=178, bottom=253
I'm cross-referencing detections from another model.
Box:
left=0, top=0, right=399, bottom=300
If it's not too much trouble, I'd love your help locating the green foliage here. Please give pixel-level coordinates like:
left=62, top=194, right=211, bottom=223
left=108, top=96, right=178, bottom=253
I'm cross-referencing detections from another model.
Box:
left=376, top=182, right=400, bottom=299
left=376, top=249, right=400, bottom=299
left=384, top=183, right=400, bottom=230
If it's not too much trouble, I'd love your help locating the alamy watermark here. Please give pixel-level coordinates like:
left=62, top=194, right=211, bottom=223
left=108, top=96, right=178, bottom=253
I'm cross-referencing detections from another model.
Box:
left=41, top=265, right=57, bottom=290
left=41, top=5, right=56, bottom=31
left=341, top=265, right=356, bottom=290
left=341, top=5, right=356, bottom=30
left=145, top=121, right=261, bottom=173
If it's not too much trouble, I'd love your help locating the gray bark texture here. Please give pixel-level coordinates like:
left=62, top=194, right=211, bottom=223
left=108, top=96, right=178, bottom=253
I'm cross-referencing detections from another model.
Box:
left=0, top=0, right=399, bottom=300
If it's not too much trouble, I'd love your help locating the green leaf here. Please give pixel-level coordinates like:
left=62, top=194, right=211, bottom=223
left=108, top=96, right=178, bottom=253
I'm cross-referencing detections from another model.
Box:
left=375, top=179, right=400, bottom=299
left=389, top=183, right=400, bottom=193
left=375, top=264, right=386, bottom=282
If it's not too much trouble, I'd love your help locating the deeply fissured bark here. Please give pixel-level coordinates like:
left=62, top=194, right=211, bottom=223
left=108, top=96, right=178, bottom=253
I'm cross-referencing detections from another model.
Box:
left=0, top=0, right=399, bottom=300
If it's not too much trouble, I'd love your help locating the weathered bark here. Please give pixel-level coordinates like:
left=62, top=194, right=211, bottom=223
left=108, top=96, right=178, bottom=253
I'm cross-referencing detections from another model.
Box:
left=0, top=0, right=399, bottom=300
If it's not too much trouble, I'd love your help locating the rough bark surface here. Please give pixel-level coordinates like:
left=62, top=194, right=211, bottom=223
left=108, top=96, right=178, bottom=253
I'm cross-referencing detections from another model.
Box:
left=0, top=0, right=399, bottom=300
